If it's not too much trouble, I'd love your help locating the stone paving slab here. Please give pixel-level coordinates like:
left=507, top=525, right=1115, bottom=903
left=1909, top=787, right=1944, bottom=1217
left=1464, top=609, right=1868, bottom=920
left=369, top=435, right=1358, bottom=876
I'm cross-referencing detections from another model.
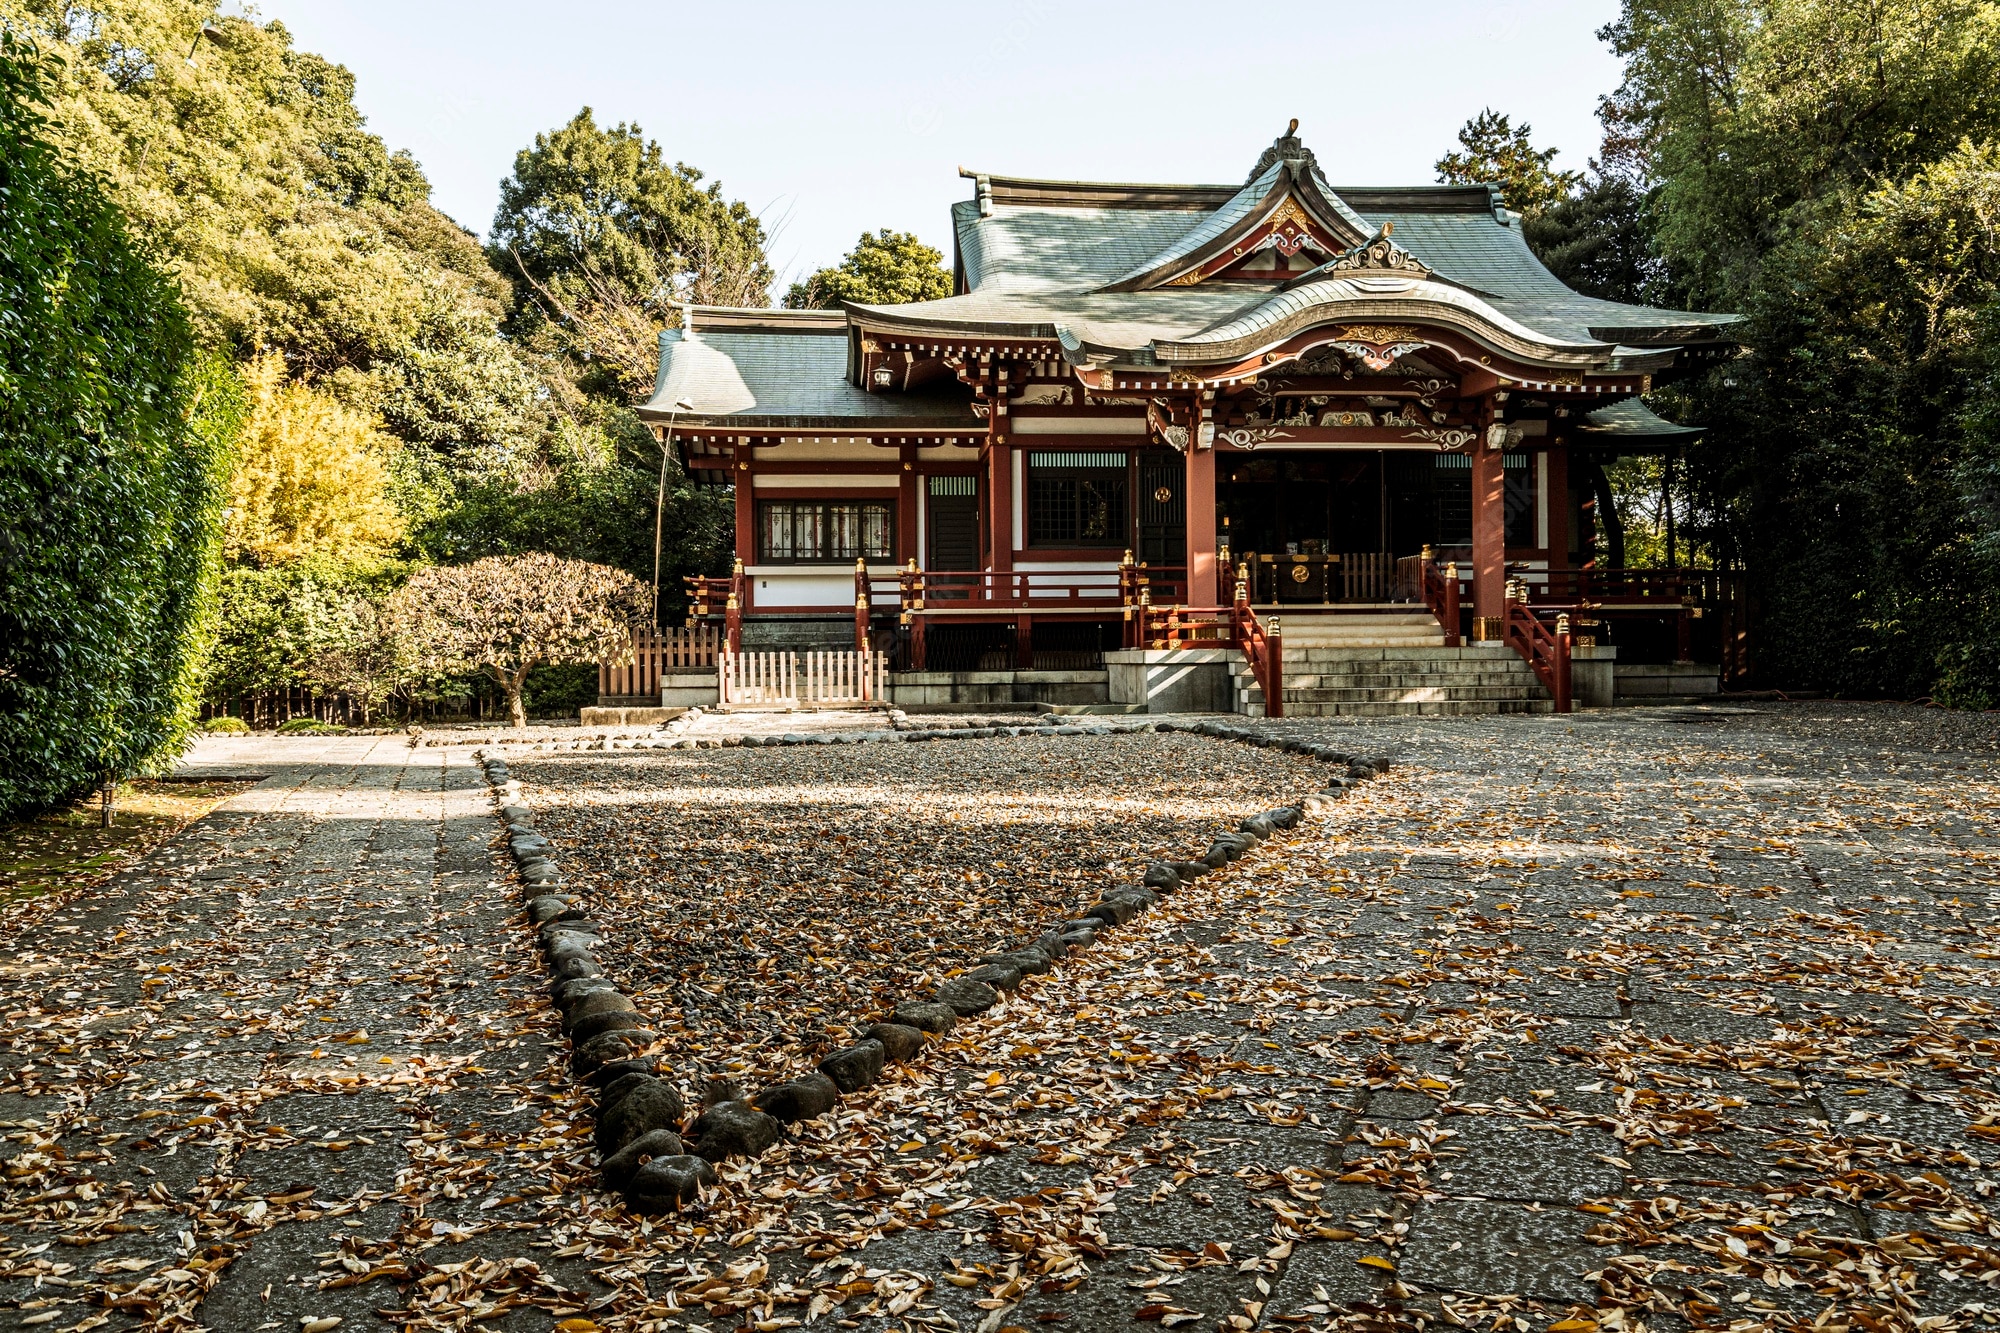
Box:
left=3, top=703, right=1999, bottom=1331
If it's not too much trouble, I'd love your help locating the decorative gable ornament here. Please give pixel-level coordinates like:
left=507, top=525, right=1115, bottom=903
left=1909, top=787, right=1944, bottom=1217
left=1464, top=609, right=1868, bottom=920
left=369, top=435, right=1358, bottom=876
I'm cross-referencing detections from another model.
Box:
left=1320, top=223, right=1432, bottom=278
left=1243, top=118, right=1320, bottom=185
left=1320, top=324, right=1430, bottom=373
left=1164, top=194, right=1345, bottom=285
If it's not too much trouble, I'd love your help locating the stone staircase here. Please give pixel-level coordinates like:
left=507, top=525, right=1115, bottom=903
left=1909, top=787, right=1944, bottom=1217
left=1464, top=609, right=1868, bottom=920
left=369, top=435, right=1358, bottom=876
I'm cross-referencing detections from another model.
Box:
left=1231, top=611, right=1554, bottom=717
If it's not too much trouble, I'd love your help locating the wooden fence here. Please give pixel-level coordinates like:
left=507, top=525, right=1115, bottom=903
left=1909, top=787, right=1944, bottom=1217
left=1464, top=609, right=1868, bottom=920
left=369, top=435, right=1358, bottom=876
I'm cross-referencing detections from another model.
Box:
left=718, top=650, right=886, bottom=710
left=599, top=625, right=723, bottom=701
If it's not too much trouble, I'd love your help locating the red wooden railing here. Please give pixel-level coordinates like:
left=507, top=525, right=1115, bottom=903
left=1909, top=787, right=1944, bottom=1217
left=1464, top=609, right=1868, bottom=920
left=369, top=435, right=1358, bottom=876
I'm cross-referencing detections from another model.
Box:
left=1504, top=594, right=1572, bottom=713
left=1232, top=568, right=1282, bottom=717
left=880, top=563, right=1187, bottom=611
left=1416, top=556, right=1464, bottom=647
left=1130, top=603, right=1284, bottom=718
left=1122, top=565, right=1285, bottom=716
left=684, top=562, right=746, bottom=654
left=854, top=560, right=871, bottom=652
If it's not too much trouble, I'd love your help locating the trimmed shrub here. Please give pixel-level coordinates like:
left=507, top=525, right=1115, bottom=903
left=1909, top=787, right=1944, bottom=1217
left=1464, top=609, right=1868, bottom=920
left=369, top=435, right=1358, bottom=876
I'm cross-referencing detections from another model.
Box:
left=200, top=716, right=252, bottom=734
left=0, top=35, right=239, bottom=817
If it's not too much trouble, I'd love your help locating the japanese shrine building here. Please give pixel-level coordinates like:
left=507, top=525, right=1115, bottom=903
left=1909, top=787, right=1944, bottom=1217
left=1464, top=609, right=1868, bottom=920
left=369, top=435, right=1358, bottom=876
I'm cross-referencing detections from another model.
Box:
left=639, top=125, right=1739, bottom=696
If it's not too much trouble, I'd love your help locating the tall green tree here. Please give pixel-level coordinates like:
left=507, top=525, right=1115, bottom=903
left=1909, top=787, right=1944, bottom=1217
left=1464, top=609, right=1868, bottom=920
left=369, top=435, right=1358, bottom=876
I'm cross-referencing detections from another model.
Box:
left=1522, top=175, right=1660, bottom=304
left=5, top=0, right=563, bottom=488
left=1434, top=108, right=1583, bottom=216
left=1601, top=0, right=2000, bottom=310
left=784, top=229, right=953, bottom=308
left=1599, top=0, right=2000, bottom=697
left=0, top=32, right=238, bottom=815
left=491, top=108, right=774, bottom=402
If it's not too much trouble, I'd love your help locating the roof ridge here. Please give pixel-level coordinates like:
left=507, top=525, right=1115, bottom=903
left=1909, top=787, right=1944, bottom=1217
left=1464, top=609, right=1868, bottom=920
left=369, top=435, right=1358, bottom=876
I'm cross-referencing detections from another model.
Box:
left=683, top=306, right=846, bottom=335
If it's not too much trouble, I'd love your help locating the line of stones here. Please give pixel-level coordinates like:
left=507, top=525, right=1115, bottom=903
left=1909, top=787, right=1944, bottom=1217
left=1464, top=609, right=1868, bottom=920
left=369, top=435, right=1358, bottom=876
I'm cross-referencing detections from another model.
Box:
left=472, top=720, right=1390, bottom=1215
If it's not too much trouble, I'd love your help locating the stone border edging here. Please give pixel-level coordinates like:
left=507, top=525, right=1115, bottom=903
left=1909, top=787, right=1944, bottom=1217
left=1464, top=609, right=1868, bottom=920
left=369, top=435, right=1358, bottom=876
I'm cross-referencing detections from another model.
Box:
left=472, top=719, right=1390, bottom=1215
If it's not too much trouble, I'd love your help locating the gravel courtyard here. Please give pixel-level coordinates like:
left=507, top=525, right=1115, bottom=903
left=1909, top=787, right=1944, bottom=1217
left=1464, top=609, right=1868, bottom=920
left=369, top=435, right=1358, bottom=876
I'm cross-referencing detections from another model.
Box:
left=2, top=703, right=1998, bottom=1333
left=507, top=732, right=1328, bottom=1087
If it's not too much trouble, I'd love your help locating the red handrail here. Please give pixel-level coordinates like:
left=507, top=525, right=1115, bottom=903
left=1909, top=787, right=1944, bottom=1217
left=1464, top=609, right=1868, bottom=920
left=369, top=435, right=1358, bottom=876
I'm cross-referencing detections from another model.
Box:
left=682, top=563, right=746, bottom=655
left=1132, top=598, right=1283, bottom=718
left=1503, top=596, right=1571, bottom=713
left=1417, top=557, right=1463, bottom=647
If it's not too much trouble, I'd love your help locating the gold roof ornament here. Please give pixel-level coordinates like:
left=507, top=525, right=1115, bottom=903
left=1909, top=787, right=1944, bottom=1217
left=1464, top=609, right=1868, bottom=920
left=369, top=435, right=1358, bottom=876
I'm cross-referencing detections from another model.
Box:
left=1294, top=223, right=1433, bottom=282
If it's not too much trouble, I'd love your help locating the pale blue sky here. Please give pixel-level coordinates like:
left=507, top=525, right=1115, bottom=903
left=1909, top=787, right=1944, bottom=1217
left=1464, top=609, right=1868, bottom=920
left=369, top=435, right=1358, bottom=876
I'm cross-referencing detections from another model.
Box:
left=254, top=1, right=1626, bottom=295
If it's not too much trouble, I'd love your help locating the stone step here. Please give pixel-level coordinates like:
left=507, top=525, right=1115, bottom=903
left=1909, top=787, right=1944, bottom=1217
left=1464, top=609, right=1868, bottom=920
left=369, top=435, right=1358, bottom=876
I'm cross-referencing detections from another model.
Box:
left=1272, top=664, right=1536, bottom=684
left=1277, top=699, right=1557, bottom=717
left=1270, top=646, right=1516, bottom=662
left=1284, top=685, right=1547, bottom=703
left=1277, top=659, right=1538, bottom=676
left=1282, top=637, right=1448, bottom=650
left=1286, top=672, right=1540, bottom=688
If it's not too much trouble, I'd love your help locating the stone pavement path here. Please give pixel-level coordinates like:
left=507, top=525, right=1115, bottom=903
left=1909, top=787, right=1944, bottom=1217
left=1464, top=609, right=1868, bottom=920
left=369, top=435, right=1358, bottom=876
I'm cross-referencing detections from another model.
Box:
left=490, top=704, right=2000, bottom=1333
left=4, top=705, right=2000, bottom=1333
left=0, top=736, right=597, bottom=1331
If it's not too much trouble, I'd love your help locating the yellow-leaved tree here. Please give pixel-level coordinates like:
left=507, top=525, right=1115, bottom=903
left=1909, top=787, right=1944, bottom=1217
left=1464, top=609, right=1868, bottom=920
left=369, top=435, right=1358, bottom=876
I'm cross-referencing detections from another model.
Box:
left=225, top=353, right=406, bottom=565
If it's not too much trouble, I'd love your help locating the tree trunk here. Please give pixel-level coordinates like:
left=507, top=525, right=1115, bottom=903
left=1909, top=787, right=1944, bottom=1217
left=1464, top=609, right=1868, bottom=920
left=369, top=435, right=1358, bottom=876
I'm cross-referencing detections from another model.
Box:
left=1663, top=452, right=1679, bottom=568
left=506, top=665, right=530, bottom=730
left=1586, top=458, right=1626, bottom=568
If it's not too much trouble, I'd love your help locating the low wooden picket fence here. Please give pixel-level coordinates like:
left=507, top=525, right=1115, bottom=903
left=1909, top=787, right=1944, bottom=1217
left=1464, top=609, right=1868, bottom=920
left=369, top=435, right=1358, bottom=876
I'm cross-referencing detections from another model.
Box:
left=718, top=650, right=886, bottom=710
left=599, top=625, right=723, bottom=701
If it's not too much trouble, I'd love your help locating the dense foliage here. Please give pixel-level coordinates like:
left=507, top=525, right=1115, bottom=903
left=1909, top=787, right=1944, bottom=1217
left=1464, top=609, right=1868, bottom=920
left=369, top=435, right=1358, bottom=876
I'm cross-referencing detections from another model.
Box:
left=225, top=353, right=404, bottom=566
left=1439, top=4, right=2000, bottom=702
left=0, top=32, right=237, bottom=815
left=0, top=5, right=749, bottom=724
left=784, top=229, right=954, bottom=309
left=1434, top=109, right=1583, bottom=218
left=1595, top=0, right=2000, bottom=701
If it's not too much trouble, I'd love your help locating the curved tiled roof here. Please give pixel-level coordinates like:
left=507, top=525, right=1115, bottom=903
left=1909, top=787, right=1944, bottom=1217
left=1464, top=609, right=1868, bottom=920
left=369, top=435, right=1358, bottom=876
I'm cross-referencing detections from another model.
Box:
left=1151, top=274, right=1608, bottom=366
left=639, top=312, right=977, bottom=428
left=643, top=132, right=1742, bottom=425
left=908, top=137, right=1741, bottom=364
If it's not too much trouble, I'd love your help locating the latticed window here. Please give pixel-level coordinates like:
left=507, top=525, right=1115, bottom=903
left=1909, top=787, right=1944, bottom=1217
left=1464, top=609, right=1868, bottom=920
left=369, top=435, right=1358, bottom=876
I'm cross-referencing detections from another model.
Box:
left=1027, top=452, right=1127, bottom=547
left=757, top=501, right=894, bottom=562
left=1434, top=453, right=1472, bottom=546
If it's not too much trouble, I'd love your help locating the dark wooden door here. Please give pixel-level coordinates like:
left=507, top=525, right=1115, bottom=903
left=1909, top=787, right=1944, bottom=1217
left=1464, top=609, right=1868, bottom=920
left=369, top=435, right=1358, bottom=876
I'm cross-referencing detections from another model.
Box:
left=1137, top=451, right=1185, bottom=567
left=927, top=476, right=980, bottom=571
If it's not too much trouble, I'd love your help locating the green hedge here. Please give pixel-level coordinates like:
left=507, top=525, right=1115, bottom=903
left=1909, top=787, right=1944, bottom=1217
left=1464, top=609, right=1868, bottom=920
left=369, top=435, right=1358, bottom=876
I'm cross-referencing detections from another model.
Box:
left=0, top=35, right=239, bottom=818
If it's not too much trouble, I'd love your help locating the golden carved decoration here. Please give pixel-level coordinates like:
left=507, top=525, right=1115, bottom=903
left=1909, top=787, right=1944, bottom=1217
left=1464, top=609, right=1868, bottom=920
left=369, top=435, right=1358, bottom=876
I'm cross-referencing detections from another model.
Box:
left=1265, top=196, right=1314, bottom=232
left=1169, top=369, right=1207, bottom=385
left=1153, top=485, right=1173, bottom=503
left=1547, top=371, right=1584, bottom=386
left=1337, top=324, right=1423, bottom=346
left=1166, top=269, right=1206, bottom=286
left=860, top=337, right=883, bottom=354
left=1289, top=563, right=1310, bottom=584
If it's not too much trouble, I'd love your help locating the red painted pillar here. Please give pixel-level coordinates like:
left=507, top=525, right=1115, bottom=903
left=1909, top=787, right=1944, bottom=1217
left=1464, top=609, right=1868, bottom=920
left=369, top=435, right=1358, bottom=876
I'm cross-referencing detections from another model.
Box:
left=1471, top=431, right=1507, bottom=638
left=898, top=444, right=918, bottom=565
left=987, top=437, right=1013, bottom=573
left=1186, top=444, right=1217, bottom=605
left=734, top=445, right=755, bottom=610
